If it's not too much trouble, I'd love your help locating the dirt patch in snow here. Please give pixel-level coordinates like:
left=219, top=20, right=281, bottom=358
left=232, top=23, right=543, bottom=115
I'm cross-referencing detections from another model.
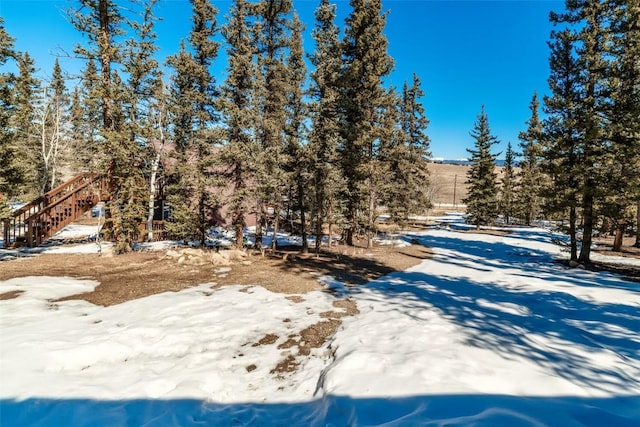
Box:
left=253, top=334, right=279, bottom=347
left=0, top=241, right=432, bottom=306
left=269, top=299, right=359, bottom=376
left=0, top=290, right=24, bottom=300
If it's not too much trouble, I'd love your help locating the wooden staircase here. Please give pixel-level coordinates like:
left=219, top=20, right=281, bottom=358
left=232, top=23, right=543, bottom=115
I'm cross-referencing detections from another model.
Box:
left=2, top=173, right=109, bottom=248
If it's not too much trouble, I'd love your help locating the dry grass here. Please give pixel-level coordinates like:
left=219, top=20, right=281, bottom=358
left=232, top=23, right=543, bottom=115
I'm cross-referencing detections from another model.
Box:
left=426, top=162, right=510, bottom=207
left=0, top=242, right=432, bottom=306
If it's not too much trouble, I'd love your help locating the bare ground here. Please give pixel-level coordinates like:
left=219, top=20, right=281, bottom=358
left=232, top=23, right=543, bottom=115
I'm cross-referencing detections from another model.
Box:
left=0, top=240, right=432, bottom=305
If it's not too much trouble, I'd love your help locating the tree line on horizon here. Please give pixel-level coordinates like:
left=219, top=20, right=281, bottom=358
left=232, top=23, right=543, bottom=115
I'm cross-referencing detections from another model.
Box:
left=1, top=0, right=638, bottom=265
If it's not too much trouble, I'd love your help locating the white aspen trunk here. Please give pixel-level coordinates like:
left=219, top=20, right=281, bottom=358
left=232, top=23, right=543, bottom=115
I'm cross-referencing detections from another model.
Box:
left=147, top=151, right=160, bottom=242
left=148, top=131, right=164, bottom=242
left=51, top=97, right=61, bottom=189
left=39, top=95, right=53, bottom=194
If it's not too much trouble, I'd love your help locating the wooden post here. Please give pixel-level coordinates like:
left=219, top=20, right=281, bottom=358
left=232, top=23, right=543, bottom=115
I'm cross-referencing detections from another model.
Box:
left=2, top=219, right=8, bottom=248
left=453, top=174, right=457, bottom=207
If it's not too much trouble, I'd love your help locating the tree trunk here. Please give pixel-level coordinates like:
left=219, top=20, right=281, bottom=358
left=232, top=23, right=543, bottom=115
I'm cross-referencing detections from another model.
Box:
left=328, top=201, right=333, bottom=248
left=612, top=219, right=626, bottom=252
left=346, top=202, right=355, bottom=246
left=147, top=145, right=161, bottom=242
left=578, top=193, right=594, bottom=264
left=234, top=204, right=244, bottom=250
left=297, top=178, right=308, bottom=253
left=255, top=202, right=263, bottom=250
left=272, top=209, right=279, bottom=252
left=314, top=191, right=322, bottom=256
left=199, top=195, right=206, bottom=247
left=569, top=205, right=577, bottom=262
left=635, top=200, right=640, bottom=248
left=367, top=184, right=375, bottom=249
left=345, top=226, right=354, bottom=246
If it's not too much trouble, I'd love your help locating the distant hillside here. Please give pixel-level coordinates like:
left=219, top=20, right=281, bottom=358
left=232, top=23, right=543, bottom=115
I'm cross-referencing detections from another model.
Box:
left=426, top=161, right=509, bottom=207
left=431, top=159, right=506, bottom=167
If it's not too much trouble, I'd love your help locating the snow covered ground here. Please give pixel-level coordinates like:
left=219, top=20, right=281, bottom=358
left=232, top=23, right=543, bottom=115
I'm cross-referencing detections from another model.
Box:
left=1, top=225, right=639, bottom=426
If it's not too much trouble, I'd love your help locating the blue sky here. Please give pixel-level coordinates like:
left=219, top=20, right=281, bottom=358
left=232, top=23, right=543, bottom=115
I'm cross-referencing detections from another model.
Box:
left=1, top=0, right=563, bottom=160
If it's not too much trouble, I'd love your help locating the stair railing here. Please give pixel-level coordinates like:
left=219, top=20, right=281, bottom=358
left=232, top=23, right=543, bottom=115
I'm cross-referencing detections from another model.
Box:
left=2, top=173, right=107, bottom=248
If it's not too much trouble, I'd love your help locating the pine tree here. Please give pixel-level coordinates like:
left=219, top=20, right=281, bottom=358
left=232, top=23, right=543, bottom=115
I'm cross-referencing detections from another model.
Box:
left=542, top=28, right=582, bottom=262
left=282, top=11, right=309, bottom=252
left=377, top=87, right=402, bottom=223
left=500, top=141, right=516, bottom=225
left=549, top=1, right=612, bottom=263
left=308, top=0, right=343, bottom=254
left=13, top=52, right=40, bottom=198
left=516, top=92, right=545, bottom=226
left=122, top=0, right=162, bottom=142
left=463, top=106, right=499, bottom=229
left=253, top=0, right=292, bottom=251
left=0, top=18, right=23, bottom=219
left=165, top=42, right=197, bottom=241
left=218, top=0, right=260, bottom=248
left=70, top=59, right=103, bottom=172
left=69, top=0, right=142, bottom=252
left=603, top=0, right=640, bottom=250
left=397, top=74, right=431, bottom=223
left=121, top=0, right=163, bottom=242
left=166, top=0, right=220, bottom=246
left=339, top=0, right=394, bottom=246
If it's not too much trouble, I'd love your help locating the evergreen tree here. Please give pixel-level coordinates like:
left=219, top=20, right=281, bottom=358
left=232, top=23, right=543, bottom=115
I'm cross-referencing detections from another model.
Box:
left=100, top=0, right=164, bottom=247
left=499, top=141, right=516, bottom=225
left=542, top=29, right=582, bottom=261
left=603, top=0, right=640, bottom=250
left=122, top=0, right=163, bottom=242
left=377, top=87, right=404, bottom=223
left=253, top=0, right=292, bottom=251
left=339, top=0, right=393, bottom=246
left=463, top=106, right=499, bottom=229
left=308, top=0, right=343, bottom=254
left=122, top=0, right=162, bottom=142
left=516, top=92, right=545, bottom=226
left=71, top=59, right=103, bottom=172
left=166, top=0, right=220, bottom=246
left=549, top=0, right=612, bottom=263
left=13, top=52, right=40, bottom=198
left=165, top=41, right=197, bottom=241
left=69, top=0, right=142, bottom=252
left=0, top=18, right=23, bottom=219
left=397, top=74, right=431, bottom=223
left=218, top=0, right=260, bottom=248
left=282, top=11, right=309, bottom=252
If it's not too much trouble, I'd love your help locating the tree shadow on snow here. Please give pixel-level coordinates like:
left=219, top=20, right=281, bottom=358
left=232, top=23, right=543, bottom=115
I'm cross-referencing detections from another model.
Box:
left=408, top=232, right=640, bottom=293
left=348, top=232, right=640, bottom=394
left=1, top=394, right=639, bottom=427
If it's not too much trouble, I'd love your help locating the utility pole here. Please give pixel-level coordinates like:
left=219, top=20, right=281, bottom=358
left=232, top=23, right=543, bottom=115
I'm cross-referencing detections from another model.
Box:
left=453, top=174, right=457, bottom=208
